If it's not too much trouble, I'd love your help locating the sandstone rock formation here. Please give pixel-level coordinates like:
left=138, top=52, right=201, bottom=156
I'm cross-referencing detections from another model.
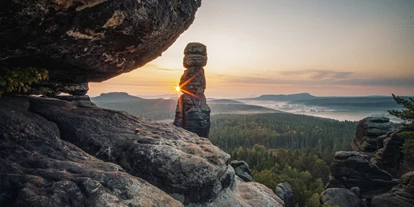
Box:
left=371, top=128, right=414, bottom=177
left=174, top=43, right=211, bottom=138
left=322, top=116, right=414, bottom=207
left=327, top=151, right=398, bottom=198
left=320, top=188, right=361, bottom=207
left=275, top=183, right=294, bottom=207
left=231, top=160, right=255, bottom=182
left=351, top=117, right=394, bottom=155
left=0, top=97, right=182, bottom=207
left=0, top=0, right=201, bottom=84
left=371, top=171, right=414, bottom=207
left=0, top=96, right=283, bottom=207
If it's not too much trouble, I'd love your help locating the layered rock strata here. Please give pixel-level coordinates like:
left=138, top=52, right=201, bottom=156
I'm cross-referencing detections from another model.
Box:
left=0, top=0, right=201, bottom=83
left=371, top=171, right=414, bottom=207
left=0, top=96, right=283, bottom=207
left=326, top=151, right=398, bottom=198
left=174, top=43, right=211, bottom=138
left=372, top=128, right=414, bottom=177
left=231, top=160, right=255, bottom=182
left=351, top=117, right=394, bottom=155
left=275, top=183, right=294, bottom=207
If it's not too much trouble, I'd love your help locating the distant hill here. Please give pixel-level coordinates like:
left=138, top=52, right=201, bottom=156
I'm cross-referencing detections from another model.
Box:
left=208, top=99, right=245, bottom=104
left=91, top=92, right=143, bottom=102
left=243, top=93, right=316, bottom=101
left=91, top=92, right=278, bottom=120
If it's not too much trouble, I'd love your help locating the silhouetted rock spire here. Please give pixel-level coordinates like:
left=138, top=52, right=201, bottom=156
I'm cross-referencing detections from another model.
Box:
left=173, top=42, right=211, bottom=138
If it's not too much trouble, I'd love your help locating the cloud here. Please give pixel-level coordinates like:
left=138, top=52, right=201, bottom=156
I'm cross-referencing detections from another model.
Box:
left=154, top=67, right=181, bottom=72
left=279, top=69, right=353, bottom=80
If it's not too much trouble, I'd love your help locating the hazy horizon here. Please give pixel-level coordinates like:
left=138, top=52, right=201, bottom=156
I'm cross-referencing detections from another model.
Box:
left=89, top=0, right=414, bottom=97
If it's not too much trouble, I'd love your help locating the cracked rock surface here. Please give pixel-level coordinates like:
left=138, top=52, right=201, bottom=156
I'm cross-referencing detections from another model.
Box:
left=0, top=0, right=201, bottom=83
left=0, top=96, right=283, bottom=207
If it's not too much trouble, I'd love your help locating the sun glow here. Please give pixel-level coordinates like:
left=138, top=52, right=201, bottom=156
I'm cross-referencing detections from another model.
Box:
left=175, top=85, right=181, bottom=92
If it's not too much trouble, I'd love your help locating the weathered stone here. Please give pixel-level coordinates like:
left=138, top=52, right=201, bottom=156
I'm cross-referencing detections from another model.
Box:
left=231, top=160, right=255, bottom=182
left=174, top=43, right=211, bottom=138
left=0, top=96, right=279, bottom=206
left=371, top=172, right=414, bottom=207
left=321, top=188, right=362, bottom=207
left=351, top=117, right=394, bottom=155
left=275, top=183, right=294, bottom=207
left=0, top=0, right=201, bottom=83
left=0, top=96, right=182, bottom=207
left=371, top=129, right=414, bottom=177
left=327, top=151, right=398, bottom=198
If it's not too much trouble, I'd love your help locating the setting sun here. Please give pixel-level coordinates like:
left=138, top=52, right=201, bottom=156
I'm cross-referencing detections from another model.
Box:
left=175, top=85, right=181, bottom=92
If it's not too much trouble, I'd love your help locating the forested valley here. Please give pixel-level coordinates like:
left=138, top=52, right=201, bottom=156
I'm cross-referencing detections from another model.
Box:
left=209, top=113, right=358, bottom=207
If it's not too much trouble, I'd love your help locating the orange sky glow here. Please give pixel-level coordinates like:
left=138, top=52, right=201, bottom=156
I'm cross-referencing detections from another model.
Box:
left=89, top=0, right=414, bottom=98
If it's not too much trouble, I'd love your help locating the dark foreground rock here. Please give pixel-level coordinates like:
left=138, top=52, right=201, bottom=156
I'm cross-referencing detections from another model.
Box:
left=371, top=171, right=414, bottom=207
left=275, top=183, right=294, bottom=207
left=371, top=129, right=414, bottom=177
left=327, top=151, right=398, bottom=198
left=0, top=0, right=201, bottom=83
left=320, top=188, right=361, bottom=207
left=0, top=96, right=283, bottom=207
left=0, top=97, right=182, bottom=207
left=230, top=160, right=255, bottom=182
left=351, top=117, right=394, bottom=155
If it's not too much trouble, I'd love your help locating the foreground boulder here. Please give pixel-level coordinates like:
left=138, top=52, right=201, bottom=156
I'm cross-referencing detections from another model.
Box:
left=327, top=151, right=398, bottom=198
left=230, top=160, right=255, bottom=182
left=0, top=96, right=283, bottom=207
left=351, top=117, right=394, bottom=155
left=371, top=171, right=414, bottom=207
left=0, top=97, right=182, bottom=207
left=320, top=188, right=361, bottom=207
left=371, top=129, right=414, bottom=177
left=275, top=183, right=294, bottom=207
left=0, top=0, right=201, bottom=83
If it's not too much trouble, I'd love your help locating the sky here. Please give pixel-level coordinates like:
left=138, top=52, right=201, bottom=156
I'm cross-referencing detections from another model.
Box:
left=89, top=0, right=414, bottom=98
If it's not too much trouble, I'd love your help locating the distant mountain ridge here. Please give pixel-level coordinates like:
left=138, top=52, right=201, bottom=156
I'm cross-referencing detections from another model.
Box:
left=91, top=92, right=278, bottom=120
left=243, top=93, right=316, bottom=101
left=92, top=92, right=143, bottom=102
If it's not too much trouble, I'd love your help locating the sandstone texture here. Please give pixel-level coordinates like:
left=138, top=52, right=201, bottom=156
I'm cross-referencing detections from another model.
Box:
left=371, top=128, right=414, bottom=177
left=0, top=97, right=182, bottom=207
left=320, top=188, right=361, bottom=207
left=230, top=160, right=255, bottom=182
left=327, top=151, right=397, bottom=198
left=275, top=183, right=294, bottom=207
left=371, top=171, right=414, bottom=207
left=174, top=43, right=211, bottom=138
left=322, top=116, right=414, bottom=207
left=0, top=0, right=201, bottom=83
left=351, top=117, right=394, bottom=155
left=0, top=96, right=283, bottom=207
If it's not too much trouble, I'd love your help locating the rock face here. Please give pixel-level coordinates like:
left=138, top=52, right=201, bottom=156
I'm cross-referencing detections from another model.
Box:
left=275, top=183, right=294, bottom=207
left=351, top=117, right=394, bottom=155
left=320, top=188, right=361, bottom=207
left=174, top=43, right=211, bottom=138
left=231, top=160, right=255, bottom=182
left=371, top=129, right=414, bottom=177
left=0, top=97, right=182, bottom=207
left=322, top=117, right=414, bottom=207
left=327, top=151, right=398, bottom=198
left=0, top=0, right=201, bottom=83
left=0, top=96, right=283, bottom=207
left=371, top=171, right=414, bottom=207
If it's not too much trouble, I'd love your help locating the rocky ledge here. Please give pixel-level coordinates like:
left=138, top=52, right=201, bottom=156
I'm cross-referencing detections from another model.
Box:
left=0, top=0, right=201, bottom=83
left=0, top=96, right=284, bottom=207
